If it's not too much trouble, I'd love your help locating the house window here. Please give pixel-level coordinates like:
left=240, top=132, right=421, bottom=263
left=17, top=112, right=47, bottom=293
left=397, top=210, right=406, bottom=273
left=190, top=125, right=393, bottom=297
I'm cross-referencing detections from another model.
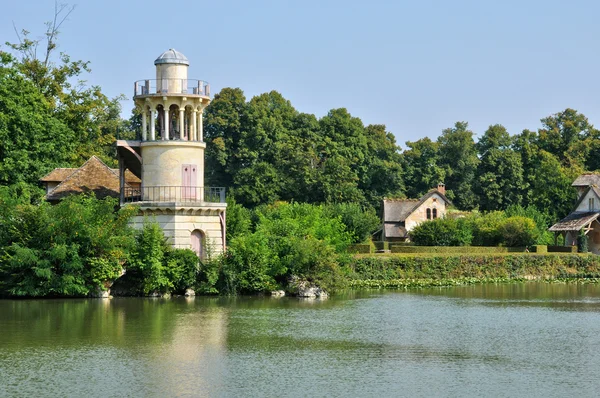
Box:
left=426, top=208, right=432, bottom=220
left=433, top=208, right=438, bottom=219
left=590, top=198, right=595, bottom=211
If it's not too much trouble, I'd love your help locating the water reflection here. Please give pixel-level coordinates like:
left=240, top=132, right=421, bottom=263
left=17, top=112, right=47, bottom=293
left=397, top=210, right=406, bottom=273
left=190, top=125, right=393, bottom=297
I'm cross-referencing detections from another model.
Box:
left=2, top=284, right=600, bottom=397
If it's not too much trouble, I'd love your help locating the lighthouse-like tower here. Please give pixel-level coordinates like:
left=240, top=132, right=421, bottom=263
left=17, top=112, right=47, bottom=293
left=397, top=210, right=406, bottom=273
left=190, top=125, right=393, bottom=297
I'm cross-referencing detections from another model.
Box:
left=117, top=49, right=226, bottom=257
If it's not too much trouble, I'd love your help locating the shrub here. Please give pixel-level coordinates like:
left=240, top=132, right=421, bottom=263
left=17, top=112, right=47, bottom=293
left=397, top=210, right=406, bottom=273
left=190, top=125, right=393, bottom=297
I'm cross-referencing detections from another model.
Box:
left=165, top=249, right=199, bottom=292
left=0, top=192, right=136, bottom=297
left=498, top=216, right=538, bottom=247
left=324, top=203, right=381, bottom=243
left=409, top=218, right=473, bottom=246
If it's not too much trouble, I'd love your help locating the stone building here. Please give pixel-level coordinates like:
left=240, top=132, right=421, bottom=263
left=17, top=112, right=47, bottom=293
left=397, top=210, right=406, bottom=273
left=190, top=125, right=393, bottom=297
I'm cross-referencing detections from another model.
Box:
left=117, top=49, right=226, bottom=258
left=549, top=174, right=600, bottom=253
left=382, top=184, right=452, bottom=242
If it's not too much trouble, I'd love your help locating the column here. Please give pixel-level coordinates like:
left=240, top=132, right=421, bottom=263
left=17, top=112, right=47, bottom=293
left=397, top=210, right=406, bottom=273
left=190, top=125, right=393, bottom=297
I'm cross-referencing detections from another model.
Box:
left=179, top=108, right=185, bottom=140
left=163, top=107, right=169, bottom=140
left=199, top=112, right=204, bottom=142
left=191, top=110, right=197, bottom=141
left=141, top=109, right=147, bottom=141
left=150, top=109, right=156, bottom=140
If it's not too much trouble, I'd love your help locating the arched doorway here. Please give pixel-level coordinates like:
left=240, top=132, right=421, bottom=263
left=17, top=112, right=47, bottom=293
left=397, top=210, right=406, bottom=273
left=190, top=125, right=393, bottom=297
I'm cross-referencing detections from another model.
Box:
left=191, top=229, right=205, bottom=259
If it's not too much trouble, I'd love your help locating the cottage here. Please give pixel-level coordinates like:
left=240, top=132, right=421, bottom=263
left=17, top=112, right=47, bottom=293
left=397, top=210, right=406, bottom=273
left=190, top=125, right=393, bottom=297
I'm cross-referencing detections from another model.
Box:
left=382, top=184, right=452, bottom=242
left=549, top=174, right=600, bottom=253
left=40, top=156, right=140, bottom=203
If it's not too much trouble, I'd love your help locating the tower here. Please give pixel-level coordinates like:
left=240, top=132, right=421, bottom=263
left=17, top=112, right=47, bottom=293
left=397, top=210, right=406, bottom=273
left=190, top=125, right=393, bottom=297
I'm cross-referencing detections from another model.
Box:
left=117, top=49, right=226, bottom=258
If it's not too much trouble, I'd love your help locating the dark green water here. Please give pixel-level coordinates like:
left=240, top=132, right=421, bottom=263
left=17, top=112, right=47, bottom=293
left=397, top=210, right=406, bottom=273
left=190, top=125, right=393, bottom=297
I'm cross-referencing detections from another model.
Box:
left=2, top=283, right=600, bottom=397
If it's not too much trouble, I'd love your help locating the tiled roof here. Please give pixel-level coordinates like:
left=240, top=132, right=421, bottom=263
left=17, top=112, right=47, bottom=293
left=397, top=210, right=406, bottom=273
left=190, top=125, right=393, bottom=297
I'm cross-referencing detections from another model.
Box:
left=40, top=168, right=77, bottom=182
left=572, top=174, right=600, bottom=187
left=384, top=223, right=408, bottom=238
left=383, top=189, right=452, bottom=222
left=46, top=156, right=126, bottom=201
left=549, top=212, right=600, bottom=232
left=111, top=169, right=141, bottom=184
left=383, top=199, right=419, bottom=222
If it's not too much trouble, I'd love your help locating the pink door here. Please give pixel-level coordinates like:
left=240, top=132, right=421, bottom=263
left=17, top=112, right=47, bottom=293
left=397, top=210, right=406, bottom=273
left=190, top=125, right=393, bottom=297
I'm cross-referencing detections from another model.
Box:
left=191, top=229, right=204, bottom=258
left=182, top=164, right=197, bottom=200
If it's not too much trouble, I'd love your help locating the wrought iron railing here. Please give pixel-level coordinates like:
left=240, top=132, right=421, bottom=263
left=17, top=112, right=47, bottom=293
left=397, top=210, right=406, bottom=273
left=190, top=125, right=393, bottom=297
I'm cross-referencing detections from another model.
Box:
left=133, top=79, right=210, bottom=97
left=122, top=186, right=226, bottom=203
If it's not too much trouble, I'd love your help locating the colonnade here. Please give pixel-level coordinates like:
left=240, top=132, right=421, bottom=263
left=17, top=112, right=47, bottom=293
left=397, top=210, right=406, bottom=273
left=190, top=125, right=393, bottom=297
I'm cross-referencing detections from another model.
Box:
left=140, top=104, right=204, bottom=142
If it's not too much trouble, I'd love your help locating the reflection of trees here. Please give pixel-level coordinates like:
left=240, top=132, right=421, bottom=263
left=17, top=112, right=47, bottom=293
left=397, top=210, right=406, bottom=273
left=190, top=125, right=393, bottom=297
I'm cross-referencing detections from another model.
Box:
left=417, top=283, right=600, bottom=311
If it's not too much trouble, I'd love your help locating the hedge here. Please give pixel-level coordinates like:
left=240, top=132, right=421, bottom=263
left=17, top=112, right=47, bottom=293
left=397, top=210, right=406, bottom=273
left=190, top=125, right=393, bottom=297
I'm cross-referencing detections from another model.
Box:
left=372, top=241, right=389, bottom=251
left=548, top=245, right=578, bottom=253
left=348, top=244, right=372, bottom=254
left=349, top=254, right=600, bottom=282
left=390, top=246, right=528, bottom=254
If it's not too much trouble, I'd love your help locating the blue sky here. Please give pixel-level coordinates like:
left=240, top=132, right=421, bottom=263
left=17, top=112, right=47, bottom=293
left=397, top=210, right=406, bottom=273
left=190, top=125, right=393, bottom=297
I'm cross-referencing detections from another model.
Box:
left=3, top=0, right=600, bottom=146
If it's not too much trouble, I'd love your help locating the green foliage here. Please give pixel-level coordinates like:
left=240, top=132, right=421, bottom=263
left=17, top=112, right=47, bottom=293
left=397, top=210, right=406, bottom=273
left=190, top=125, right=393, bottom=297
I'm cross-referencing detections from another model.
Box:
left=0, top=192, right=135, bottom=296
left=409, top=218, right=473, bottom=246
left=578, top=230, right=589, bottom=253
left=323, top=203, right=381, bottom=243
left=497, top=216, right=538, bottom=247
left=126, top=222, right=171, bottom=294
left=225, top=197, right=252, bottom=240
left=216, top=202, right=353, bottom=294
left=350, top=253, right=600, bottom=282
left=165, top=249, right=199, bottom=292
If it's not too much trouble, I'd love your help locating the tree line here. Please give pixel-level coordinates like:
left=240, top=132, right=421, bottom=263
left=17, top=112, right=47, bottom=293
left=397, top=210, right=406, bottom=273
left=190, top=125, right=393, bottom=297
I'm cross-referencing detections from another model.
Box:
left=1, top=23, right=592, bottom=223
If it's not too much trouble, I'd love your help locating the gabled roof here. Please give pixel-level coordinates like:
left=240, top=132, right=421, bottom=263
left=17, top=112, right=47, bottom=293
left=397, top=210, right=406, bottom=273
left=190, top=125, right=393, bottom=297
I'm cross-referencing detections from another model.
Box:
left=572, top=174, right=600, bottom=187
left=45, top=156, right=127, bottom=201
left=383, top=189, right=452, bottom=222
left=40, top=168, right=77, bottom=182
left=571, top=185, right=600, bottom=213
left=40, top=163, right=140, bottom=185
left=549, top=212, right=600, bottom=232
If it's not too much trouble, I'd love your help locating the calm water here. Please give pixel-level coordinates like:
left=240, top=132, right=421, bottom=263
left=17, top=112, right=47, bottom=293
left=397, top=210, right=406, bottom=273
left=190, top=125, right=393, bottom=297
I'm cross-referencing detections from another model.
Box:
left=2, top=283, right=600, bottom=397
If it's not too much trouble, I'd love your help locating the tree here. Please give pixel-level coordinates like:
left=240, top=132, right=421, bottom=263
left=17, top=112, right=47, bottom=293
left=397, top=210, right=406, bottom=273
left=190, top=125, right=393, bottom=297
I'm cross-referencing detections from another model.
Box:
left=0, top=54, right=77, bottom=187
left=536, top=108, right=597, bottom=167
left=402, top=137, right=445, bottom=199
left=475, top=125, right=526, bottom=210
left=437, top=122, right=479, bottom=210
left=359, top=124, right=405, bottom=208
left=529, top=151, right=576, bottom=220
left=3, top=3, right=128, bottom=167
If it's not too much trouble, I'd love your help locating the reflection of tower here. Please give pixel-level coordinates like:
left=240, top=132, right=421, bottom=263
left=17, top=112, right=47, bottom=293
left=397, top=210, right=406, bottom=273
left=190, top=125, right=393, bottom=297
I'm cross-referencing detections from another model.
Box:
left=117, top=49, right=226, bottom=256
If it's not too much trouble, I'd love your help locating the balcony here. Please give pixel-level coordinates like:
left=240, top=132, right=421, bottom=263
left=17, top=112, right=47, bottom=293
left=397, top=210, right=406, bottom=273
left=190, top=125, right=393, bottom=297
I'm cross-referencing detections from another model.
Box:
left=134, top=79, right=210, bottom=97
left=122, top=186, right=226, bottom=204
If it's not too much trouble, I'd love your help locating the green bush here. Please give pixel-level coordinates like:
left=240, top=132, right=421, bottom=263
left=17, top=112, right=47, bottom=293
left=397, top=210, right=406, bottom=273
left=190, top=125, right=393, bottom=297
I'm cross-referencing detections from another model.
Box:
left=0, top=192, right=136, bottom=297
left=409, top=218, right=473, bottom=246
left=323, top=203, right=381, bottom=243
left=165, top=249, right=199, bottom=293
left=498, top=216, right=538, bottom=247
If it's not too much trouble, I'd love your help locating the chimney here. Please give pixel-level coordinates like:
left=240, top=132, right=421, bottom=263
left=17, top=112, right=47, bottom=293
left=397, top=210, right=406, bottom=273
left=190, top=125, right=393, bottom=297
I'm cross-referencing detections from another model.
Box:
left=437, top=183, right=446, bottom=195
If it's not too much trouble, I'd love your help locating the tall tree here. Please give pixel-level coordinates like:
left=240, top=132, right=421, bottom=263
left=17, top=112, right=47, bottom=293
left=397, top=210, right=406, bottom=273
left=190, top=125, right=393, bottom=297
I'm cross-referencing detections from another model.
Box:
left=402, top=137, right=445, bottom=199
left=0, top=52, right=77, bottom=187
left=3, top=3, right=128, bottom=167
left=437, top=122, right=479, bottom=210
left=536, top=108, right=597, bottom=167
left=475, top=124, right=526, bottom=211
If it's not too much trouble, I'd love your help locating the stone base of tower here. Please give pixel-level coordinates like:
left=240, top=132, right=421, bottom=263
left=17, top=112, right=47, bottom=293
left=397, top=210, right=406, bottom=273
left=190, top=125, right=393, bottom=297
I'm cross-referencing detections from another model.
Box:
left=127, top=203, right=227, bottom=257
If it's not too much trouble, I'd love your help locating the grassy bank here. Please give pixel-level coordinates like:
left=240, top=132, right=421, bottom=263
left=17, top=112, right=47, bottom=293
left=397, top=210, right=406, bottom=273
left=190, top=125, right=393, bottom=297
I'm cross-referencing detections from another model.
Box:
left=346, top=253, right=600, bottom=289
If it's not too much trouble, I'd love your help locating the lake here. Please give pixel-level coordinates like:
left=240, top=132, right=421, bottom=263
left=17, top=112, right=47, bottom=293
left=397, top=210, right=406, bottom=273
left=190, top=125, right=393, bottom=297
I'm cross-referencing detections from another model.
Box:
left=2, top=283, right=600, bottom=397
